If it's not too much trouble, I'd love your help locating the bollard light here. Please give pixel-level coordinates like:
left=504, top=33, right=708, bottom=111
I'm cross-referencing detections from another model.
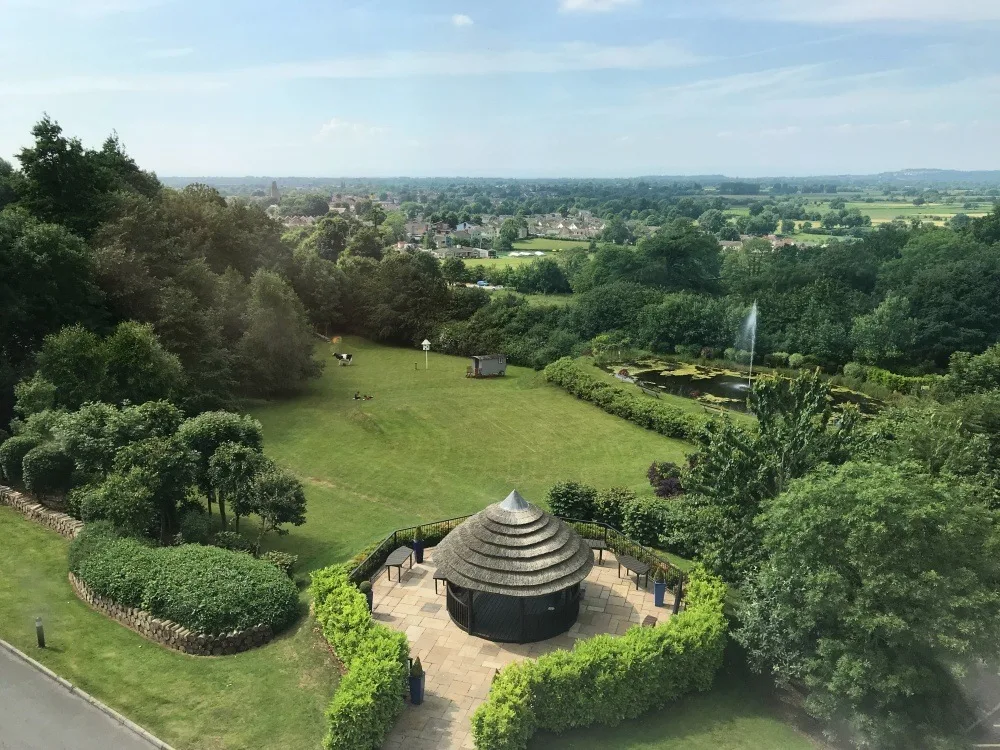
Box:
left=35, top=617, right=45, bottom=648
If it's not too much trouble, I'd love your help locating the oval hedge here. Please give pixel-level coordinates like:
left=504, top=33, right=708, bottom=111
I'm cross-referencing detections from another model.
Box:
left=69, top=527, right=298, bottom=635
left=0, top=434, right=41, bottom=485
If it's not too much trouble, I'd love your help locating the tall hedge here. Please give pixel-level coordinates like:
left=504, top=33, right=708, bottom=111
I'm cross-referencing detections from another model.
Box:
left=471, top=567, right=727, bottom=750
left=69, top=532, right=298, bottom=634
left=543, top=358, right=703, bottom=440
left=0, top=434, right=41, bottom=485
left=311, top=565, right=409, bottom=750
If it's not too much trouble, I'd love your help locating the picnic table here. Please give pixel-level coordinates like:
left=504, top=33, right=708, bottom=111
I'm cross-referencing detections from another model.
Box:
left=585, top=538, right=608, bottom=564
left=385, top=546, right=414, bottom=582
left=617, top=554, right=650, bottom=590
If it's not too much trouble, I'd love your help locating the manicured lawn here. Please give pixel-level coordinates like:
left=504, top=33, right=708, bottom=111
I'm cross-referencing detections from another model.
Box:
left=513, top=237, right=591, bottom=251
left=250, top=337, right=692, bottom=572
left=0, top=506, right=339, bottom=750
left=530, top=645, right=819, bottom=750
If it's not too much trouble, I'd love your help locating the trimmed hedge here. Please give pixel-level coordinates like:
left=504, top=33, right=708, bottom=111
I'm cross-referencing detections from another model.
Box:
left=0, top=434, right=41, bottom=485
left=22, top=443, right=75, bottom=497
left=543, top=358, right=703, bottom=440
left=471, top=567, right=727, bottom=750
left=311, top=565, right=409, bottom=750
left=69, top=531, right=298, bottom=634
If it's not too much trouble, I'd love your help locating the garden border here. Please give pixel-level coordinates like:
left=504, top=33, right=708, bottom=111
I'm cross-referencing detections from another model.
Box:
left=68, top=571, right=275, bottom=657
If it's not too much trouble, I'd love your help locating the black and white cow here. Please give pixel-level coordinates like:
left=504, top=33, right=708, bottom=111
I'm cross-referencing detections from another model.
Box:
left=333, top=352, right=353, bottom=365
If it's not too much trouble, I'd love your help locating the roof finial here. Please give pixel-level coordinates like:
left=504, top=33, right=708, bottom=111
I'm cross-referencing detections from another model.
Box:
left=500, top=490, right=530, bottom=511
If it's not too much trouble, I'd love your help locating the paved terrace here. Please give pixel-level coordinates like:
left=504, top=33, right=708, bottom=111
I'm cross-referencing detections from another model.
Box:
left=375, top=546, right=676, bottom=750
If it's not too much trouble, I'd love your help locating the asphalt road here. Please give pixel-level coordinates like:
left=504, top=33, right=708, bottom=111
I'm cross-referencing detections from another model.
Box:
left=0, top=645, right=159, bottom=750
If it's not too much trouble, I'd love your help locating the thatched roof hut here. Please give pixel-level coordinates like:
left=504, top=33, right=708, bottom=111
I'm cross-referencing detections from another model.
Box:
left=435, top=490, right=593, bottom=643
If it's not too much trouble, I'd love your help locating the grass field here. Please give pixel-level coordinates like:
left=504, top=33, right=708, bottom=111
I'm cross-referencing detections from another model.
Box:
left=513, top=237, right=591, bottom=251
left=464, top=254, right=541, bottom=269
left=520, top=292, right=575, bottom=306
left=0, top=506, right=338, bottom=750
left=250, top=337, right=691, bottom=571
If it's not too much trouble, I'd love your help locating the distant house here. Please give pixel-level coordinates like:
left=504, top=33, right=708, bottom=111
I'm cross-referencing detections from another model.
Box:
left=467, top=354, right=507, bottom=378
left=719, top=240, right=743, bottom=249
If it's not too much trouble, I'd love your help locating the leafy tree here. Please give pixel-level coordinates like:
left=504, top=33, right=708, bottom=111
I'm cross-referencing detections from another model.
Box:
left=208, top=442, right=269, bottom=532
left=103, top=321, right=184, bottom=405
left=850, top=294, right=917, bottom=367
left=13, top=374, right=56, bottom=418
left=441, top=256, right=470, bottom=283
left=633, top=220, right=721, bottom=293
left=697, top=209, right=726, bottom=234
left=177, top=411, right=263, bottom=527
left=310, top=215, right=352, bottom=262
left=735, top=461, right=1000, bottom=749
left=970, top=202, right=1000, bottom=244
left=938, top=343, right=1000, bottom=397
left=287, top=248, right=345, bottom=332
left=599, top=216, right=632, bottom=245
left=247, top=466, right=307, bottom=553
left=345, top=225, right=385, bottom=260
left=79, top=468, right=156, bottom=536
left=673, top=372, right=860, bottom=580
left=114, top=435, right=197, bottom=544
left=36, top=324, right=107, bottom=409
left=236, top=270, right=321, bottom=396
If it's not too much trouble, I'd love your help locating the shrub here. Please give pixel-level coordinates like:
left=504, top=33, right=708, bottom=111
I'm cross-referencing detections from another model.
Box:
left=0, top=434, right=41, bottom=485
left=842, top=362, right=866, bottom=381
left=68, top=521, right=121, bottom=574
left=621, top=495, right=665, bottom=546
left=212, top=530, right=255, bottom=554
left=311, top=565, right=409, bottom=750
left=593, top=486, right=635, bottom=529
left=788, top=353, right=805, bottom=369
left=471, top=567, right=727, bottom=750
left=142, top=545, right=299, bottom=633
left=647, top=461, right=683, bottom=498
left=765, top=352, right=790, bottom=367
left=723, top=347, right=738, bottom=362
left=260, top=550, right=298, bottom=577
left=71, top=532, right=298, bottom=634
left=543, top=358, right=703, bottom=441
left=178, top=509, right=212, bottom=544
left=21, top=443, right=75, bottom=498
left=547, top=481, right=597, bottom=520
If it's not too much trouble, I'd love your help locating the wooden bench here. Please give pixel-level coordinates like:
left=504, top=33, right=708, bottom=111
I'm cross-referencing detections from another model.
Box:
left=433, top=569, right=447, bottom=594
left=384, top=546, right=414, bottom=582
left=638, top=385, right=660, bottom=399
left=617, top=554, right=651, bottom=590
left=585, top=538, right=608, bottom=564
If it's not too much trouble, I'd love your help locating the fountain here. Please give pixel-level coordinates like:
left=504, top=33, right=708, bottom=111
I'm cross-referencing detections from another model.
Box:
left=738, top=301, right=758, bottom=389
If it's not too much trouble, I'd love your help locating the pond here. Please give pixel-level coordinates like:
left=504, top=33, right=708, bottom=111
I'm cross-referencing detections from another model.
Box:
left=610, top=362, right=881, bottom=415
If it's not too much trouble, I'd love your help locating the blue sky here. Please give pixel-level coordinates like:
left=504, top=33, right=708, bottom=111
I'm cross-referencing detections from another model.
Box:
left=1, top=0, right=998, bottom=177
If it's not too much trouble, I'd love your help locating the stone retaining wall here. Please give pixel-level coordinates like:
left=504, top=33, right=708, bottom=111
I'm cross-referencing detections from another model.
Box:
left=0, top=485, right=83, bottom=538
left=69, top=572, right=274, bottom=656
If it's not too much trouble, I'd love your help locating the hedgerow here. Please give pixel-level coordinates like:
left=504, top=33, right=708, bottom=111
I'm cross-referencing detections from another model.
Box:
left=311, top=565, right=409, bottom=750
left=69, top=532, right=298, bottom=634
left=471, top=566, right=727, bottom=750
left=543, top=358, right=704, bottom=440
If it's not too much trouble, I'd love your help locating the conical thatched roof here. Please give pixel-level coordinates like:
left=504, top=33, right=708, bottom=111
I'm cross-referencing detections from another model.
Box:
left=434, top=491, right=593, bottom=597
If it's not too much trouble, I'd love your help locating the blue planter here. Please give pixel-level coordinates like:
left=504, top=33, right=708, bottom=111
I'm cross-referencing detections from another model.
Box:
left=654, top=580, right=667, bottom=607
left=409, top=673, right=425, bottom=705
left=413, top=540, right=425, bottom=564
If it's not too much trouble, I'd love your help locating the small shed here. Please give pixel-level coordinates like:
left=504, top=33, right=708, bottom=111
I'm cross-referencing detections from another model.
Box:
left=468, top=354, right=507, bottom=378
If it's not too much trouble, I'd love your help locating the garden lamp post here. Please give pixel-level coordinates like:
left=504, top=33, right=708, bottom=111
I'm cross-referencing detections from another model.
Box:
left=35, top=617, right=45, bottom=648
left=421, top=339, right=431, bottom=370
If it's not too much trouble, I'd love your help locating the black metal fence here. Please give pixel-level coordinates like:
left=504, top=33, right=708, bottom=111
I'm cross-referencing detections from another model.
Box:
left=349, top=514, right=684, bottom=585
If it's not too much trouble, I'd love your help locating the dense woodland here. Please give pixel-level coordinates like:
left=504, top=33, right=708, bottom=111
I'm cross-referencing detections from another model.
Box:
left=3, top=120, right=1000, bottom=750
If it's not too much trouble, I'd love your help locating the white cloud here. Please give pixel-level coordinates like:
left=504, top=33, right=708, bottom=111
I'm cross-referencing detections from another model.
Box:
left=316, top=118, right=389, bottom=142
left=708, top=0, right=1000, bottom=23
left=146, top=47, right=193, bottom=59
left=559, top=0, right=637, bottom=12
left=451, top=13, right=473, bottom=26
left=0, top=40, right=703, bottom=96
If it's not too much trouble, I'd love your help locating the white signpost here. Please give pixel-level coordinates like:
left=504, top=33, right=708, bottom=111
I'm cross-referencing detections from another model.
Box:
left=421, top=339, right=431, bottom=370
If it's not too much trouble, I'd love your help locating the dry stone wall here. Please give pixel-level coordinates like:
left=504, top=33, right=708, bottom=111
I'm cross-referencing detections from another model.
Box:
left=0, top=485, right=83, bottom=538
left=69, top=572, right=274, bottom=656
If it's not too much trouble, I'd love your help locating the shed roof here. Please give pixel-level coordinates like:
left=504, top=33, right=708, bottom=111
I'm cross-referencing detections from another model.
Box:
left=434, top=491, right=593, bottom=597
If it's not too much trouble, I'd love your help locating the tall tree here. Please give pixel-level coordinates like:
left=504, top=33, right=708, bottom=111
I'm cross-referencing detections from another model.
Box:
left=735, top=461, right=1000, bottom=749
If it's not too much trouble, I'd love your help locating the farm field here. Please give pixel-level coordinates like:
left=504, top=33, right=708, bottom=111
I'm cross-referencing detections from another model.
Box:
left=249, top=337, right=691, bottom=572
left=513, top=236, right=591, bottom=251
left=465, top=254, right=542, bottom=269
left=0, top=506, right=338, bottom=750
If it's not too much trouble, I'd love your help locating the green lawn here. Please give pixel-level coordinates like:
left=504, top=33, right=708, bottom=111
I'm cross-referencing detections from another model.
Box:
left=531, top=674, right=816, bottom=750
left=520, top=293, right=575, bottom=306
left=251, top=337, right=691, bottom=572
left=465, top=254, right=541, bottom=269
left=0, top=506, right=338, bottom=750
left=514, top=237, right=591, bottom=251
